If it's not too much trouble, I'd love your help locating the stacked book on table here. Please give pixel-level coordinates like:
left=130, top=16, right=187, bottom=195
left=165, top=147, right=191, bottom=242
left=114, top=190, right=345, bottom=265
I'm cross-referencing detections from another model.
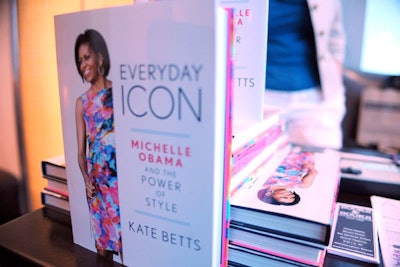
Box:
left=228, top=108, right=342, bottom=267
left=230, top=106, right=289, bottom=197
left=40, top=155, right=70, bottom=214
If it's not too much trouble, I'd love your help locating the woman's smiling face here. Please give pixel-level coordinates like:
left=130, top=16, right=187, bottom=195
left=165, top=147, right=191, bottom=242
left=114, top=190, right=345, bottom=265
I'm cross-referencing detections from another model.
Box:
left=272, top=189, right=295, bottom=204
left=78, top=43, right=100, bottom=84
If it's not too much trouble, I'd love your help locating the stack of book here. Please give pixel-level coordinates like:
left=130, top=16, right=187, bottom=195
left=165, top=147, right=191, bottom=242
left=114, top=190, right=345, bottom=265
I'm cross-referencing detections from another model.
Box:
left=40, top=155, right=70, bottom=214
left=230, top=106, right=289, bottom=197
left=228, top=139, right=341, bottom=266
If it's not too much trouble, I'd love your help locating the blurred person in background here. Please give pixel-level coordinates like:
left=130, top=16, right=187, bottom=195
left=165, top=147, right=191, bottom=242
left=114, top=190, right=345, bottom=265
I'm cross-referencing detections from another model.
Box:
left=265, top=0, right=346, bottom=150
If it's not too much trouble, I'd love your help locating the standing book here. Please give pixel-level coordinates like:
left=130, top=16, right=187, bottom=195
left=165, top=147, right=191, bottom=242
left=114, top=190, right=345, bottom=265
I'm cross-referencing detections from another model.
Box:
left=220, top=0, right=269, bottom=124
left=145, top=0, right=269, bottom=125
left=110, top=2, right=233, bottom=266
left=55, top=1, right=233, bottom=266
left=230, top=147, right=341, bottom=245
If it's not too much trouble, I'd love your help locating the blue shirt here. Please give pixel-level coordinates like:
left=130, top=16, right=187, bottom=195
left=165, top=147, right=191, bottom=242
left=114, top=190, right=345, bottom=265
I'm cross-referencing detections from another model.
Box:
left=266, top=0, right=321, bottom=91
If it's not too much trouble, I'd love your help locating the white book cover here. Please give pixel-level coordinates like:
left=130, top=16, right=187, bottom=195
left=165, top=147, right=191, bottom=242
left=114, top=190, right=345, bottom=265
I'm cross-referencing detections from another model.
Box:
left=230, top=147, right=341, bottom=243
left=110, top=2, right=232, bottom=266
left=143, top=0, right=269, bottom=126
left=220, top=0, right=269, bottom=125
left=55, top=2, right=233, bottom=266
left=55, top=7, right=124, bottom=263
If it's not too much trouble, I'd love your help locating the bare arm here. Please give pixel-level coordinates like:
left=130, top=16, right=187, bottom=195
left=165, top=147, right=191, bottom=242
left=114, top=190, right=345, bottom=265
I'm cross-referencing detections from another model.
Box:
left=75, top=97, right=94, bottom=199
left=300, top=162, right=318, bottom=188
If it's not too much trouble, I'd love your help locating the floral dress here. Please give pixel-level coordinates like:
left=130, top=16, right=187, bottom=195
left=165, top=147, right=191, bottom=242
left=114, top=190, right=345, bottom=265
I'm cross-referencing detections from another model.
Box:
left=263, top=150, right=315, bottom=189
left=81, top=87, right=121, bottom=253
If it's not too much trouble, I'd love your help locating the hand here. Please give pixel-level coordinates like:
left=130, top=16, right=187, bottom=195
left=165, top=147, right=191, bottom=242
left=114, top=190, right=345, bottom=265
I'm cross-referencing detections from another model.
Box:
left=303, top=162, right=318, bottom=175
left=85, top=179, right=95, bottom=199
left=300, top=162, right=318, bottom=188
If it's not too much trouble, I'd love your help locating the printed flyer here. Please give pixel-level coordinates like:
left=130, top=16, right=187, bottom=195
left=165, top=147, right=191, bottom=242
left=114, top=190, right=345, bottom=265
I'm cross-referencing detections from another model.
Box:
left=328, top=202, right=380, bottom=264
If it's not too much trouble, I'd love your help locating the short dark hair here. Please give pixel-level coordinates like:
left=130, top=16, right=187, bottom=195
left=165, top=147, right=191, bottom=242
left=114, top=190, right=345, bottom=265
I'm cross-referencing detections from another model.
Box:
left=257, top=188, right=301, bottom=206
left=74, top=29, right=110, bottom=80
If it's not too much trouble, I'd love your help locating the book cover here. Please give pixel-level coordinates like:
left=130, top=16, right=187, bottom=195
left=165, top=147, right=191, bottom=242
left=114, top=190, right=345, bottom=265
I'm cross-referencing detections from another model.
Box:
left=55, top=6, right=129, bottom=264
left=230, top=147, right=341, bottom=245
left=327, top=202, right=380, bottom=264
left=41, top=155, right=67, bottom=182
left=141, top=0, right=269, bottom=125
left=110, top=3, right=232, bottom=266
left=55, top=2, right=232, bottom=266
left=220, top=0, right=269, bottom=125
